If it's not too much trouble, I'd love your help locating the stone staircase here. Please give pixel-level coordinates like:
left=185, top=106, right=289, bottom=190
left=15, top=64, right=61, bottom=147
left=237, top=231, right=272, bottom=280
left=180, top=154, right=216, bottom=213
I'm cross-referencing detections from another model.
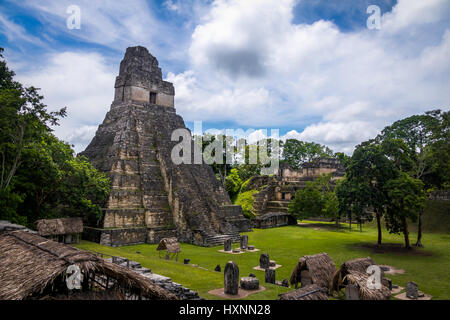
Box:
left=203, top=232, right=241, bottom=247
left=139, top=133, right=176, bottom=242
left=105, top=256, right=202, bottom=300
left=265, top=200, right=290, bottom=213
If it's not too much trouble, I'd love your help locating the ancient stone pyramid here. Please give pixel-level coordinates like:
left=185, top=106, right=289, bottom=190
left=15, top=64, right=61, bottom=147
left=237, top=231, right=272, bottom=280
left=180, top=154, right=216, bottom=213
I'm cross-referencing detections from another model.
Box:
left=81, top=46, right=250, bottom=247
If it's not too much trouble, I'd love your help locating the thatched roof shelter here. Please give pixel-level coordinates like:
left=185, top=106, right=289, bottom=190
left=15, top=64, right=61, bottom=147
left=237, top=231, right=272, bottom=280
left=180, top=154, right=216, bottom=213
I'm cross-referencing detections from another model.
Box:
left=35, top=218, right=83, bottom=236
left=330, top=257, right=391, bottom=300
left=338, top=271, right=391, bottom=300
left=156, top=237, right=181, bottom=253
left=0, top=230, right=178, bottom=300
left=289, top=253, right=336, bottom=290
left=331, top=257, right=379, bottom=291
left=278, top=284, right=329, bottom=300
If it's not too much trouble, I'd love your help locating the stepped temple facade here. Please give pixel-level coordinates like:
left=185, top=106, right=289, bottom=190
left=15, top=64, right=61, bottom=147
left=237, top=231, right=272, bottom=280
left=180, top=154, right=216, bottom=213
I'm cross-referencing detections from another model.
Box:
left=246, top=158, right=345, bottom=228
left=81, top=46, right=250, bottom=247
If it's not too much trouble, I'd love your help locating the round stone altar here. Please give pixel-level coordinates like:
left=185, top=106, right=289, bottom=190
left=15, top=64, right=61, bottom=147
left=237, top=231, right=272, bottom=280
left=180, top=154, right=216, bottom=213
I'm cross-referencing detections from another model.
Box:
left=240, top=277, right=260, bottom=290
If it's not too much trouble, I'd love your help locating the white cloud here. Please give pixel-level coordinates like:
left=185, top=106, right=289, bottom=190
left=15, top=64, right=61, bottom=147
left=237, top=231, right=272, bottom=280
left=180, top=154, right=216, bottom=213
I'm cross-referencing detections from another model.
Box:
left=382, top=0, right=450, bottom=32
left=168, top=0, right=450, bottom=154
left=164, top=0, right=181, bottom=12
left=5, top=0, right=450, bottom=155
left=10, top=0, right=187, bottom=62
left=16, top=51, right=115, bottom=153
left=297, top=122, right=380, bottom=154
left=0, top=13, right=45, bottom=46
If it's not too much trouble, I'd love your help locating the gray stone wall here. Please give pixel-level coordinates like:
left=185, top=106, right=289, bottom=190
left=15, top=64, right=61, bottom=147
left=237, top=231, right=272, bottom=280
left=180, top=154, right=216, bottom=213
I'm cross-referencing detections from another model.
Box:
left=83, top=226, right=147, bottom=246
left=252, top=212, right=297, bottom=229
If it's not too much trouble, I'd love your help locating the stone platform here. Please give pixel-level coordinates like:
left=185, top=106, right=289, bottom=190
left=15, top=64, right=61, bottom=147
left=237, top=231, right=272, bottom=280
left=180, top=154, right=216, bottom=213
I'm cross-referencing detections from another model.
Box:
left=208, top=286, right=266, bottom=299
left=218, top=248, right=260, bottom=254
left=253, top=264, right=282, bottom=271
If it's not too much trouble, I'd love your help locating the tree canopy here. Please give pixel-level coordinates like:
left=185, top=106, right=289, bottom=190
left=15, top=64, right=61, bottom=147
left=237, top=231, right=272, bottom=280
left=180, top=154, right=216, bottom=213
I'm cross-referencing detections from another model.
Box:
left=0, top=48, right=110, bottom=228
left=281, top=139, right=334, bottom=170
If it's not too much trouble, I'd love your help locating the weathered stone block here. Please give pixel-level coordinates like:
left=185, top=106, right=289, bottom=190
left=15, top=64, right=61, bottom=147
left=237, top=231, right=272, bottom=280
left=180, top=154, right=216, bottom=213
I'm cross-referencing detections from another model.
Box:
left=224, top=239, right=232, bottom=251
left=265, top=268, right=275, bottom=284
left=100, top=232, right=111, bottom=246
left=260, top=253, right=270, bottom=269
left=240, top=235, right=248, bottom=250
left=240, top=277, right=259, bottom=290
left=224, top=261, right=239, bottom=295
left=406, top=282, right=418, bottom=299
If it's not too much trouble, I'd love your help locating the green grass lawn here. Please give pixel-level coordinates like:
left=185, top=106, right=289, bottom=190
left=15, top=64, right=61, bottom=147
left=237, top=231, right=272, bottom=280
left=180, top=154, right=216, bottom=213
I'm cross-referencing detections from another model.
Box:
left=74, top=221, right=450, bottom=300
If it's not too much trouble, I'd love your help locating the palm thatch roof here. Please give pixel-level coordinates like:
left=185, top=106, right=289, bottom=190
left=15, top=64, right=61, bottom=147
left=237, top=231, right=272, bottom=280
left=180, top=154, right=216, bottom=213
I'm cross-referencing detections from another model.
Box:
left=0, top=230, right=178, bottom=300
left=156, top=237, right=181, bottom=253
left=278, top=284, right=329, bottom=300
left=330, top=257, right=391, bottom=300
left=340, top=257, right=376, bottom=273
left=331, top=257, right=379, bottom=292
left=35, top=218, right=83, bottom=236
left=289, top=253, right=336, bottom=290
left=340, top=271, right=391, bottom=300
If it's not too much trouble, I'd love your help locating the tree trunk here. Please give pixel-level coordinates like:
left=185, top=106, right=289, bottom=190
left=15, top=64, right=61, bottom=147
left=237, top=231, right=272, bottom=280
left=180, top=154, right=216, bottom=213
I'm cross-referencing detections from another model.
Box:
left=402, top=213, right=411, bottom=249
left=376, top=210, right=382, bottom=246
left=349, top=213, right=352, bottom=231
left=222, top=166, right=227, bottom=189
left=2, top=124, right=25, bottom=190
left=415, top=209, right=424, bottom=247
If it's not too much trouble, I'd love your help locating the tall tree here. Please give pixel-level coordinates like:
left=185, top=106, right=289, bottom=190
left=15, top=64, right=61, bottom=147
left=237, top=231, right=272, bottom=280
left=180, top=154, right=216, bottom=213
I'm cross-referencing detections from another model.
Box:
left=288, top=173, right=339, bottom=223
left=345, top=140, right=394, bottom=245
left=0, top=48, right=109, bottom=227
left=198, top=133, right=233, bottom=189
left=377, top=110, right=448, bottom=246
left=336, top=177, right=370, bottom=231
left=282, top=139, right=334, bottom=170
left=384, top=172, right=426, bottom=249
left=427, top=110, right=450, bottom=189
left=0, top=48, right=66, bottom=193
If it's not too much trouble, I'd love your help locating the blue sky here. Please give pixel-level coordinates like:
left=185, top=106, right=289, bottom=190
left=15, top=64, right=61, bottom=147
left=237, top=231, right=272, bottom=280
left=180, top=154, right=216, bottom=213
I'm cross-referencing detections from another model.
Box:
left=1, top=0, right=449, bottom=153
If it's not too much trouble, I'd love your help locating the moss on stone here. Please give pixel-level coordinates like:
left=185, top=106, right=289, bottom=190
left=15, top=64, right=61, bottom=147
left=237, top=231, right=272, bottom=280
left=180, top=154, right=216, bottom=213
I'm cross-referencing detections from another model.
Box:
left=234, top=190, right=258, bottom=219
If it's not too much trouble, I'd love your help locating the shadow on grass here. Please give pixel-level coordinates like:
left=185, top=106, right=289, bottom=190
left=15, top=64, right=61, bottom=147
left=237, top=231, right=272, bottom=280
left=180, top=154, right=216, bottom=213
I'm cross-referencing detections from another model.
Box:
left=348, top=242, right=434, bottom=257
